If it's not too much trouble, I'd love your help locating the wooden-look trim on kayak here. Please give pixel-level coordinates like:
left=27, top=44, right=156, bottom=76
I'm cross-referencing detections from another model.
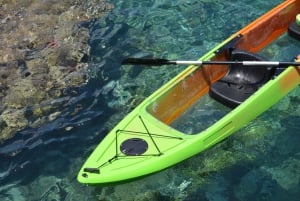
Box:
left=236, top=0, right=300, bottom=52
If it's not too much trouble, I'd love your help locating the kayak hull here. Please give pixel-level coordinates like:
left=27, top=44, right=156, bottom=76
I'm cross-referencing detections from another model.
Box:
left=78, top=0, right=300, bottom=184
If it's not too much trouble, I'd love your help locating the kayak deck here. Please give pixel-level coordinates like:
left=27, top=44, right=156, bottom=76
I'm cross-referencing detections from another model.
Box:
left=78, top=0, right=300, bottom=185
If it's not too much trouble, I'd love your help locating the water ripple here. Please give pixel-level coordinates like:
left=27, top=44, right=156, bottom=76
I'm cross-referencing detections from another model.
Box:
left=1, top=0, right=296, bottom=200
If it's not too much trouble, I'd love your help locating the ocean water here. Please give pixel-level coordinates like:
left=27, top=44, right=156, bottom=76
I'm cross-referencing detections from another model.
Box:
left=1, top=0, right=300, bottom=200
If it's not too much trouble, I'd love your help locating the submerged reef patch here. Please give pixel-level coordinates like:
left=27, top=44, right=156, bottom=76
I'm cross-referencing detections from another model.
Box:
left=0, top=0, right=113, bottom=141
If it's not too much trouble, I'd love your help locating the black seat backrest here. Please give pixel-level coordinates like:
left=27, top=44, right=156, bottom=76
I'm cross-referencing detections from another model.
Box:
left=224, top=49, right=275, bottom=85
left=209, top=49, right=276, bottom=108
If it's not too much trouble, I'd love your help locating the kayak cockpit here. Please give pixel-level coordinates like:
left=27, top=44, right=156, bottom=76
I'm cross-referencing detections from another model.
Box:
left=209, top=49, right=277, bottom=108
left=145, top=47, right=282, bottom=134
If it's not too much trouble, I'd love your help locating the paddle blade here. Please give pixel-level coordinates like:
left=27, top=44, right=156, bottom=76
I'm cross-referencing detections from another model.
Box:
left=122, top=58, right=175, bottom=66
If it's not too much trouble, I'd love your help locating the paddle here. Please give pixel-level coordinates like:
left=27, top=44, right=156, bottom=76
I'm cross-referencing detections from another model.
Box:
left=122, top=58, right=300, bottom=67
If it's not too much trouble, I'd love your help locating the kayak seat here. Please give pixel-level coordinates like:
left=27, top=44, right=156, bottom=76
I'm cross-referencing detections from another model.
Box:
left=288, top=21, right=300, bottom=40
left=209, top=49, right=276, bottom=108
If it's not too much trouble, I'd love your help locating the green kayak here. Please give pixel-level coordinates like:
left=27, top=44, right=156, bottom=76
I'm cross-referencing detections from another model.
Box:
left=78, top=0, right=300, bottom=185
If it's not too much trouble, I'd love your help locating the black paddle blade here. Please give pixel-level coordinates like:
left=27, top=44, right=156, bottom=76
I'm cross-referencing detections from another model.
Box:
left=121, top=58, right=175, bottom=66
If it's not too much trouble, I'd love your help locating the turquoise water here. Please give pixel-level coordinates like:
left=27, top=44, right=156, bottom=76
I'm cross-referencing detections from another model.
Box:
left=1, top=0, right=300, bottom=200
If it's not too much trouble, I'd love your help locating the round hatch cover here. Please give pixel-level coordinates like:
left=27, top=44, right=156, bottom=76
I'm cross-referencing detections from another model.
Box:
left=120, top=138, right=148, bottom=156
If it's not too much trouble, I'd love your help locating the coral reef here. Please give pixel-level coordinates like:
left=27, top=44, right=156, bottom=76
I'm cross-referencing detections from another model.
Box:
left=0, top=0, right=113, bottom=141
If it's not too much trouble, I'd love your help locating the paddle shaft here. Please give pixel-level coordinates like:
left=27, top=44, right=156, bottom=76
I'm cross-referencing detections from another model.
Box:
left=176, top=61, right=295, bottom=66
left=122, top=58, right=300, bottom=67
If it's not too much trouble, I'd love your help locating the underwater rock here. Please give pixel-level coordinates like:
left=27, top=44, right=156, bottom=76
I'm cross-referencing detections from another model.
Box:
left=0, top=187, right=25, bottom=201
left=3, top=174, right=95, bottom=201
left=0, top=0, right=114, bottom=141
left=134, top=191, right=174, bottom=201
left=1, top=109, right=28, bottom=131
left=233, top=167, right=289, bottom=201
left=19, top=176, right=64, bottom=200
left=95, top=168, right=181, bottom=201
left=234, top=169, right=264, bottom=200
left=196, top=150, right=238, bottom=176
left=262, top=157, right=300, bottom=191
